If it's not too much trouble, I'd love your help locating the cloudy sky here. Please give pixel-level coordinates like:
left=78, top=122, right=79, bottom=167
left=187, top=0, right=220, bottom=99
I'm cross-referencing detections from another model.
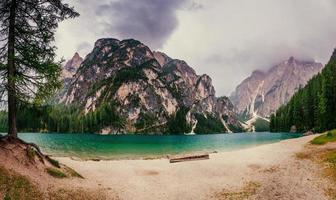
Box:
left=56, top=0, right=336, bottom=96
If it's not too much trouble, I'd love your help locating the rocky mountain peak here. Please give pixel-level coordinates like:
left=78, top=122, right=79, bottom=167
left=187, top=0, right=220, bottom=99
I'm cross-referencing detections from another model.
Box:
left=94, top=38, right=120, bottom=48
left=167, top=59, right=196, bottom=75
left=287, top=56, right=296, bottom=64
left=230, top=57, right=323, bottom=119
left=56, top=53, right=83, bottom=102
left=62, top=52, right=83, bottom=79
left=73, top=52, right=81, bottom=59
left=81, top=38, right=157, bottom=74
left=251, top=70, right=266, bottom=78
left=153, top=51, right=172, bottom=67
left=60, top=38, right=243, bottom=134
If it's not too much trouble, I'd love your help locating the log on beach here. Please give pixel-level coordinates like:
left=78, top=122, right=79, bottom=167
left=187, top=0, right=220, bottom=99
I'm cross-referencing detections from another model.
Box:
left=169, top=154, right=210, bottom=163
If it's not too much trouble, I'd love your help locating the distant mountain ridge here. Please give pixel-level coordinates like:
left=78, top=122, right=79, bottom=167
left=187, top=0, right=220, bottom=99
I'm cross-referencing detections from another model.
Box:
left=59, top=38, right=243, bottom=134
left=57, top=52, right=83, bottom=102
left=271, top=49, right=336, bottom=133
left=62, top=52, right=83, bottom=80
left=230, top=57, right=323, bottom=120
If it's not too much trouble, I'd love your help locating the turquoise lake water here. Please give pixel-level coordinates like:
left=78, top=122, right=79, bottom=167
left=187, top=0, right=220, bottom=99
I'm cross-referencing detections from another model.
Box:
left=13, top=132, right=302, bottom=160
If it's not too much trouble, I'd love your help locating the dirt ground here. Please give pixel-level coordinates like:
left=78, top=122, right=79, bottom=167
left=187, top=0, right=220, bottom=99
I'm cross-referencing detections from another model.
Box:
left=55, top=134, right=333, bottom=200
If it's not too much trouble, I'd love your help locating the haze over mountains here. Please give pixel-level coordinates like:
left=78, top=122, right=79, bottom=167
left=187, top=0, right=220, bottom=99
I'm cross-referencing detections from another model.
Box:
left=230, top=57, right=323, bottom=120
left=59, top=38, right=242, bottom=134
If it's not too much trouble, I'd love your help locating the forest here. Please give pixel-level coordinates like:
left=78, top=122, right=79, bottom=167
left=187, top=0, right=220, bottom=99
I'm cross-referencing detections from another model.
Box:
left=270, top=50, right=336, bottom=133
left=0, top=103, right=200, bottom=135
left=0, top=102, right=125, bottom=133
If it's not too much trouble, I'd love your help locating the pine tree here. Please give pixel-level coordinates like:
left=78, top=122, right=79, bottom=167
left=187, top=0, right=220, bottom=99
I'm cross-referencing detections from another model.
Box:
left=0, top=0, right=79, bottom=138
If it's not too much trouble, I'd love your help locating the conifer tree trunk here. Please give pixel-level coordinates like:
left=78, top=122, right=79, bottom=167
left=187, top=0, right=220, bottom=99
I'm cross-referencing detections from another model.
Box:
left=7, top=0, right=17, bottom=138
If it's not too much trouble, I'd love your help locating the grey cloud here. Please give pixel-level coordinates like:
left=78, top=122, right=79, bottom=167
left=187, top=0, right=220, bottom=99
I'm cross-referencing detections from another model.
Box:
left=199, top=41, right=332, bottom=96
left=56, top=0, right=336, bottom=96
left=186, top=1, right=204, bottom=11
left=96, top=0, right=187, bottom=49
left=76, top=42, right=92, bottom=57
left=164, top=0, right=336, bottom=96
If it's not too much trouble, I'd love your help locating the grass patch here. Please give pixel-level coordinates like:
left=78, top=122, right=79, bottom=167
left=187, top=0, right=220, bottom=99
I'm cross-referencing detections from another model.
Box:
left=311, top=130, right=336, bottom=145
left=0, top=165, right=105, bottom=200
left=46, top=167, right=67, bottom=178
left=322, top=151, right=336, bottom=198
left=295, top=152, right=312, bottom=160
left=49, top=188, right=109, bottom=200
left=46, top=156, right=61, bottom=168
left=325, top=151, right=336, bottom=167
left=46, top=166, right=83, bottom=179
left=0, top=165, right=43, bottom=200
left=212, top=181, right=261, bottom=200
left=323, top=151, right=336, bottom=181
left=64, top=166, right=84, bottom=179
left=26, top=147, right=36, bottom=160
left=295, top=137, right=336, bottom=199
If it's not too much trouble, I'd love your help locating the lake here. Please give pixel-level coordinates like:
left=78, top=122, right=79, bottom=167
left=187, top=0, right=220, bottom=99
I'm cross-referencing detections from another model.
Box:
left=16, top=132, right=301, bottom=160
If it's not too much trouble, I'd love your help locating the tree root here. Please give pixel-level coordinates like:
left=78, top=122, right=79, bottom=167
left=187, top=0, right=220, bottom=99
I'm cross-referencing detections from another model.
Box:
left=0, top=144, right=15, bottom=153
left=0, top=144, right=21, bottom=163
left=0, top=135, right=46, bottom=164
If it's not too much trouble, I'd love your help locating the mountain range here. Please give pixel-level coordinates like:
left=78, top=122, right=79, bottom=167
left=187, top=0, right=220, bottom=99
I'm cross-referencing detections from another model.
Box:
left=271, top=49, right=336, bottom=133
left=58, top=38, right=326, bottom=134
left=59, top=38, right=243, bottom=134
left=230, top=57, right=323, bottom=120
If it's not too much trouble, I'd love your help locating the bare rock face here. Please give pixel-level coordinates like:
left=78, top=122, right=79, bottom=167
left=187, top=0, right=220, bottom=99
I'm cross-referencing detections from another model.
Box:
left=62, top=52, right=83, bottom=79
left=57, top=53, right=83, bottom=102
left=153, top=51, right=172, bottom=67
left=230, top=57, right=323, bottom=119
left=61, top=38, right=242, bottom=134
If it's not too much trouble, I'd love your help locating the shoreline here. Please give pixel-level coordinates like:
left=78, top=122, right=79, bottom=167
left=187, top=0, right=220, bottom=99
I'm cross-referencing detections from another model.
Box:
left=25, top=132, right=302, bottom=161
left=55, top=134, right=326, bottom=200
left=50, top=135, right=304, bottom=161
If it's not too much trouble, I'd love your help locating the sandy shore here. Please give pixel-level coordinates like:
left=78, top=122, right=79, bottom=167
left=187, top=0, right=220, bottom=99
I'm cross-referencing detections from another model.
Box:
left=56, top=135, right=329, bottom=200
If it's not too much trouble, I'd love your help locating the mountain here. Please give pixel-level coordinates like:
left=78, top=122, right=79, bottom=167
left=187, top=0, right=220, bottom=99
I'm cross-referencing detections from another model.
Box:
left=56, top=52, right=83, bottom=102
left=271, top=49, right=336, bottom=133
left=62, top=52, right=83, bottom=80
left=230, top=57, right=323, bottom=120
left=60, top=38, right=243, bottom=134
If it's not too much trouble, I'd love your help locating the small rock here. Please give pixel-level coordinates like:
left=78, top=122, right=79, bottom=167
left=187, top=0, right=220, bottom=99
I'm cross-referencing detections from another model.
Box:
left=290, top=125, right=297, bottom=133
left=303, top=131, right=314, bottom=136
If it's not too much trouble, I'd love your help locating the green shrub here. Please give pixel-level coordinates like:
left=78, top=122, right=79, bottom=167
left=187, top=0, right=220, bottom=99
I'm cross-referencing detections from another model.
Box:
left=327, top=131, right=333, bottom=137
left=26, top=147, right=36, bottom=160
left=46, top=168, right=66, bottom=178
left=64, top=166, right=84, bottom=179
left=46, top=156, right=60, bottom=168
left=311, top=130, right=336, bottom=145
left=325, top=152, right=336, bottom=167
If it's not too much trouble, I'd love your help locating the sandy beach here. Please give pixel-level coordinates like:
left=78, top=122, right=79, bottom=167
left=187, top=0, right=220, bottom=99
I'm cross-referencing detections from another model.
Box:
left=55, top=134, right=330, bottom=200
